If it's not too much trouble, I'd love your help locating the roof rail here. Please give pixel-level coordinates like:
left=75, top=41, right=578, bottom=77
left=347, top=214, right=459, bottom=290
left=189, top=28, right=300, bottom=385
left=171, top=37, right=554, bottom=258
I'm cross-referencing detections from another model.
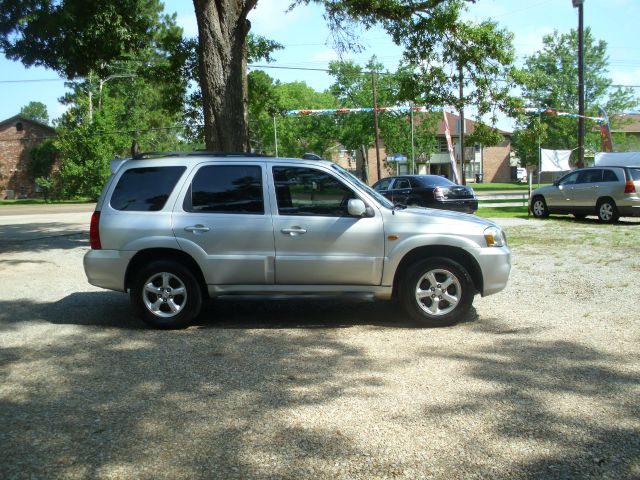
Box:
left=132, top=151, right=272, bottom=160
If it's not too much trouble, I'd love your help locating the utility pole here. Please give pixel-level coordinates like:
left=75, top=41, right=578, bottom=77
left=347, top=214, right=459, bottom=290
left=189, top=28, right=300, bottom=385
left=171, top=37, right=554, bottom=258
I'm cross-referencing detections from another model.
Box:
left=458, top=64, right=466, bottom=185
left=371, top=70, right=382, bottom=182
left=573, top=0, right=585, bottom=168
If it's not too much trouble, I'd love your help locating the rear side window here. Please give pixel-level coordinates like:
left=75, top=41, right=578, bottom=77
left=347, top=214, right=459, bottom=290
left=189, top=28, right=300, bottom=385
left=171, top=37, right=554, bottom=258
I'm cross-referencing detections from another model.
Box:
left=184, top=165, right=264, bottom=214
left=111, top=167, right=186, bottom=211
left=602, top=169, right=619, bottom=182
left=628, top=168, right=640, bottom=181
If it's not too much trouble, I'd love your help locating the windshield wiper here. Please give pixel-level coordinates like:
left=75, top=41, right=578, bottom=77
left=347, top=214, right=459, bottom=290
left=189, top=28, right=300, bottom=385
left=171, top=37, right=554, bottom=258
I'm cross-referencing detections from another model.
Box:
left=393, top=203, right=407, bottom=210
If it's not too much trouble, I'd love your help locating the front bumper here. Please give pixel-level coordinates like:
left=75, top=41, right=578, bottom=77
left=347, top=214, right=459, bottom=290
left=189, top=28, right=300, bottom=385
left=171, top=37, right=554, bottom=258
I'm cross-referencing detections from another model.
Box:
left=83, top=249, right=135, bottom=292
left=474, top=246, right=512, bottom=296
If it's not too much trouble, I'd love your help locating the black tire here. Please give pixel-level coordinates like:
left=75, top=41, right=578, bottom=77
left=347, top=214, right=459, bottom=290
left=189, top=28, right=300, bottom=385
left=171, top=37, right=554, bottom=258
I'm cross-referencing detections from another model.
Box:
left=399, top=257, right=474, bottom=327
left=597, top=198, right=619, bottom=223
left=130, top=260, right=203, bottom=329
left=531, top=196, right=549, bottom=218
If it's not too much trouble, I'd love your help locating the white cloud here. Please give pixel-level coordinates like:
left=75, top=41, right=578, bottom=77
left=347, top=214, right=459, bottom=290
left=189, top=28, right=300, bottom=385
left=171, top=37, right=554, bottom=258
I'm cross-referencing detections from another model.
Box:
left=248, top=0, right=310, bottom=36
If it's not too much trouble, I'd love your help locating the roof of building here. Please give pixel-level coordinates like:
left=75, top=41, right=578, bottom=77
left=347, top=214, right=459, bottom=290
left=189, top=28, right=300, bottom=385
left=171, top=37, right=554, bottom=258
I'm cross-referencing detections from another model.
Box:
left=610, top=113, right=640, bottom=133
left=433, top=112, right=511, bottom=137
left=0, top=114, right=57, bottom=134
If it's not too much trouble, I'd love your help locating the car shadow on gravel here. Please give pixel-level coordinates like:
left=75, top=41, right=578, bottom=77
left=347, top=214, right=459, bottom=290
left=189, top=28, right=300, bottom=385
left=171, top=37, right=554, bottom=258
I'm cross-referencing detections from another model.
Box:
left=0, top=292, right=481, bottom=332
left=194, top=297, right=456, bottom=330
left=0, top=231, right=88, bottom=254
left=0, top=293, right=143, bottom=332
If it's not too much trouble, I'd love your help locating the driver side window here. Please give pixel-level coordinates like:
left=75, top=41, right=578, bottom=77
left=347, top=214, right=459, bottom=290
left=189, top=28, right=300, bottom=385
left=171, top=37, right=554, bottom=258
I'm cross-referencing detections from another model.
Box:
left=559, top=172, right=579, bottom=186
left=273, top=166, right=356, bottom=217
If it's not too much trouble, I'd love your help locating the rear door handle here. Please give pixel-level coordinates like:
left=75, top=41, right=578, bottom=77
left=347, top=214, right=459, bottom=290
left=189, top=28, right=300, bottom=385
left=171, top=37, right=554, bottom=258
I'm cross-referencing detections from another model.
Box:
left=281, top=227, right=307, bottom=236
left=184, top=224, right=210, bottom=233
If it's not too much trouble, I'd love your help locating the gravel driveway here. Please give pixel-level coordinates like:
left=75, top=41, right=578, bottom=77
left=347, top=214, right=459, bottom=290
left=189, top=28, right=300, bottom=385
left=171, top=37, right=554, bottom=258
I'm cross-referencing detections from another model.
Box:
left=1, top=212, right=639, bottom=479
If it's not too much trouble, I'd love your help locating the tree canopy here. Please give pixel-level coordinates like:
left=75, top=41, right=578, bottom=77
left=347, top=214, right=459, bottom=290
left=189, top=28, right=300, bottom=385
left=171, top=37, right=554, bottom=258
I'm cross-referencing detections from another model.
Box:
left=20, top=102, right=50, bottom=125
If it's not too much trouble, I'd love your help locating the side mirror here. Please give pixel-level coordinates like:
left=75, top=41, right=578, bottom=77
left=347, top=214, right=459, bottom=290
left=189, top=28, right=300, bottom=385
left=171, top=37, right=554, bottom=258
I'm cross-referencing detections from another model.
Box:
left=348, top=198, right=368, bottom=217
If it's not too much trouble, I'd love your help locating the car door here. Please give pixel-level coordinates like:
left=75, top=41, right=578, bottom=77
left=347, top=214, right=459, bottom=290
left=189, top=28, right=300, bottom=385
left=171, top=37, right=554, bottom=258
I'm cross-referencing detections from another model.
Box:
left=390, top=177, right=412, bottom=205
left=270, top=164, right=385, bottom=285
left=572, top=169, right=603, bottom=210
left=548, top=171, right=580, bottom=211
left=172, top=162, right=276, bottom=285
left=372, top=177, right=394, bottom=202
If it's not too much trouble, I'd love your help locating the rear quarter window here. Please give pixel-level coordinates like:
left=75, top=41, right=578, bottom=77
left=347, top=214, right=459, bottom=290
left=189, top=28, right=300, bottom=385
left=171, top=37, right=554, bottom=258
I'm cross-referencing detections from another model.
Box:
left=629, top=168, right=640, bottom=181
left=110, top=166, right=186, bottom=211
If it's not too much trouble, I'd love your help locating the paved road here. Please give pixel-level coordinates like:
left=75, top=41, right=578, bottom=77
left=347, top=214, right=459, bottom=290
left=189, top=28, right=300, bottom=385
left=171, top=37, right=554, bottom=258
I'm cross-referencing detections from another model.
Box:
left=0, top=203, right=96, bottom=217
left=0, top=204, right=94, bottom=246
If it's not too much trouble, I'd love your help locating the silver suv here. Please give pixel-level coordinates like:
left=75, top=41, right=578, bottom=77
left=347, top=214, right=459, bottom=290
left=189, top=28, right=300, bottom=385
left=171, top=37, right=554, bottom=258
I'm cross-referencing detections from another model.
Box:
left=530, top=166, right=640, bottom=222
left=84, top=153, right=511, bottom=328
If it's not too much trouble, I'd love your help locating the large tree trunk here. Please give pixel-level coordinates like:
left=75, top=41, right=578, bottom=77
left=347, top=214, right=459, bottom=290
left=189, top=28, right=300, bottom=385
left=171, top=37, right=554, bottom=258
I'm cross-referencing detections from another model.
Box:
left=193, top=0, right=256, bottom=151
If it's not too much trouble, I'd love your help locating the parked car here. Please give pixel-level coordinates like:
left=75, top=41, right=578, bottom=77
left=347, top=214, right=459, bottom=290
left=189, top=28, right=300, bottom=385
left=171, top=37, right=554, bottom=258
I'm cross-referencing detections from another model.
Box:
left=84, top=153, right=510, bottom=329
left=372, top=175, right=478, bottom=214
left=529, top=166, right=640, bottom=223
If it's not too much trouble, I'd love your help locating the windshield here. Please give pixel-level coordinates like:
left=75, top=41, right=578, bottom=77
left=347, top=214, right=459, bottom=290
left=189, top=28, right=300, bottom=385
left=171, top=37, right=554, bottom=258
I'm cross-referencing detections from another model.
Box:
left=331, top=164, right=395, bottom=208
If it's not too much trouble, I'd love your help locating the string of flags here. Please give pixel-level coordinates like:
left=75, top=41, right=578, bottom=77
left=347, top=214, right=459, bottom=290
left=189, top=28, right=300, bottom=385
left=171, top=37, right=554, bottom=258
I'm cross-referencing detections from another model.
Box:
left=285, top=105, right=436, bottom=116
left=516, top=107, right=608, bottom=125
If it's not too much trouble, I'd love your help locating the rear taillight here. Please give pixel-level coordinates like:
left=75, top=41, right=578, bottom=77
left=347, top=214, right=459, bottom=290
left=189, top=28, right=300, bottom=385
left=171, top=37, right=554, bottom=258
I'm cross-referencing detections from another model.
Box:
left=433, top=187, right=445, bottom=200
left=89, top=211, right=101, bottom=249
left=624, top=180, right=636, bottom=194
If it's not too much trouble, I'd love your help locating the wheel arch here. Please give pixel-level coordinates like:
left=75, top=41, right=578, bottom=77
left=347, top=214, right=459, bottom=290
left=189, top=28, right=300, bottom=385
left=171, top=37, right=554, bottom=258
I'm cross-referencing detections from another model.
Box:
left=124, top=248, right=208, bottom=298
left=391, top=245, right=482, bottom=298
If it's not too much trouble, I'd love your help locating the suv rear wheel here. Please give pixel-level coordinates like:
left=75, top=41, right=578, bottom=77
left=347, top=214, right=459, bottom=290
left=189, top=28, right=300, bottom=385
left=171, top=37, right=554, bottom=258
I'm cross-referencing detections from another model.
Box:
left=400, top=258, right=474, bottom=327
left=131, top=260, right=202, bottom=329
left=597, top=198, right=619, bottom=223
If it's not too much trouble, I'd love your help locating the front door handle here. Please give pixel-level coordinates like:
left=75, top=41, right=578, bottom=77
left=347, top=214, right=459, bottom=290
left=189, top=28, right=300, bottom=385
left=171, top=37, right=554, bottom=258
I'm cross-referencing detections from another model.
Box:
left=184, top=224, right=210, bottom=233
left=281, top=227, right=307, bottom=236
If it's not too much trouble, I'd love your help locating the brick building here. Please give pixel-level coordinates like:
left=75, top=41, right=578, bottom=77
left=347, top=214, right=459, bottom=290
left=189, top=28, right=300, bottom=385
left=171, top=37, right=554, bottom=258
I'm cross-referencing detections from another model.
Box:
left=330, top=112, right=514, bottom=185
left=0, top=115, right=57, bottom=199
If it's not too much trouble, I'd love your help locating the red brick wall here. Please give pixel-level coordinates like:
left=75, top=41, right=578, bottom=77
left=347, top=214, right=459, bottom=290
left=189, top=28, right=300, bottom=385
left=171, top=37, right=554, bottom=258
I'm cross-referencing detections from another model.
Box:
left=0, top=120, right=56, bottom=199
left=482, top=138, right=512, bottom=183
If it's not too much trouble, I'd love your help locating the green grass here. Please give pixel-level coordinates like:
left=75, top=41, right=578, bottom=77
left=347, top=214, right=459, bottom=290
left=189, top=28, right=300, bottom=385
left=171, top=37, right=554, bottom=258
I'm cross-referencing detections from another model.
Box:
left=471, top=182, right=550, bottom=192
left=475, top=206, right=530, bottom=218
left=0, top=198, right=93, bottom=206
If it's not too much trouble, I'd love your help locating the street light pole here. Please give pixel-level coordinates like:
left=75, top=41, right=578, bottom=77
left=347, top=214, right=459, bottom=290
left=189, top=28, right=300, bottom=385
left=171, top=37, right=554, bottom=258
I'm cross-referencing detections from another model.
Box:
left=573, top=0, right=585, bottom=167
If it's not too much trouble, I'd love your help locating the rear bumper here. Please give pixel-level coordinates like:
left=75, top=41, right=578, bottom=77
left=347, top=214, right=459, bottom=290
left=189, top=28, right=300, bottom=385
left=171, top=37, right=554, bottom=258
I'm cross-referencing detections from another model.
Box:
left=83, top=249, right=134, bottom=292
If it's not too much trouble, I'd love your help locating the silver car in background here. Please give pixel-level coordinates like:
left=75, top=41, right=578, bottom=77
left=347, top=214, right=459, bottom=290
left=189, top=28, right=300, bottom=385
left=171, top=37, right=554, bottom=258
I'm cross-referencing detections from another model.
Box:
left=84, top=153, right=511, bottom=329
left=530, top=166, right=640, bottom=223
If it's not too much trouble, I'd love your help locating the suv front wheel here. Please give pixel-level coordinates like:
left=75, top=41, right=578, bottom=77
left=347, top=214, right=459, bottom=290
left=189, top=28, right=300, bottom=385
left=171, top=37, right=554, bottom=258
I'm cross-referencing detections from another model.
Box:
left=400, top=258, right=474, bottom=327
left=131, top=260, right=203, bottom=329
left=531, top=196, right=549, bottom=218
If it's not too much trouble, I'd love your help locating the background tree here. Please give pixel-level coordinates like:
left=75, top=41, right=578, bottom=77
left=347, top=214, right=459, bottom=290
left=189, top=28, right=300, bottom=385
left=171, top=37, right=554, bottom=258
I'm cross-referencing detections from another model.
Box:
left=1, top=0, right=518, bottom=153
left=20, top=102, right=50, bottom=125
left=328, top=59, right=437, bottom=175
left=513, top=28, right=639, bottom=166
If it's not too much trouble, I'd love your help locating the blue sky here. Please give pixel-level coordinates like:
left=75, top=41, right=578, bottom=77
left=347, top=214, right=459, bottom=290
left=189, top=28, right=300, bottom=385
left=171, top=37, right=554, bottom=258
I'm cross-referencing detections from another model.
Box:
left=1, top=0, right=638, bottom=131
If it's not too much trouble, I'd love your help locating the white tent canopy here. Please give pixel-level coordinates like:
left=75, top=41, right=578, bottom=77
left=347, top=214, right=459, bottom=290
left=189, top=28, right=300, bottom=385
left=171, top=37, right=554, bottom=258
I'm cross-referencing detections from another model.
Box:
left=594, top=151, right=640, bottom=167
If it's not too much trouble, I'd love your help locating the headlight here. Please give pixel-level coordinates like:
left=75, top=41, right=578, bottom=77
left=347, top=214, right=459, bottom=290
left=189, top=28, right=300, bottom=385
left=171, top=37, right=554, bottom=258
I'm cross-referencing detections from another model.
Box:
left=484, top=226, right=507, bottom=247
